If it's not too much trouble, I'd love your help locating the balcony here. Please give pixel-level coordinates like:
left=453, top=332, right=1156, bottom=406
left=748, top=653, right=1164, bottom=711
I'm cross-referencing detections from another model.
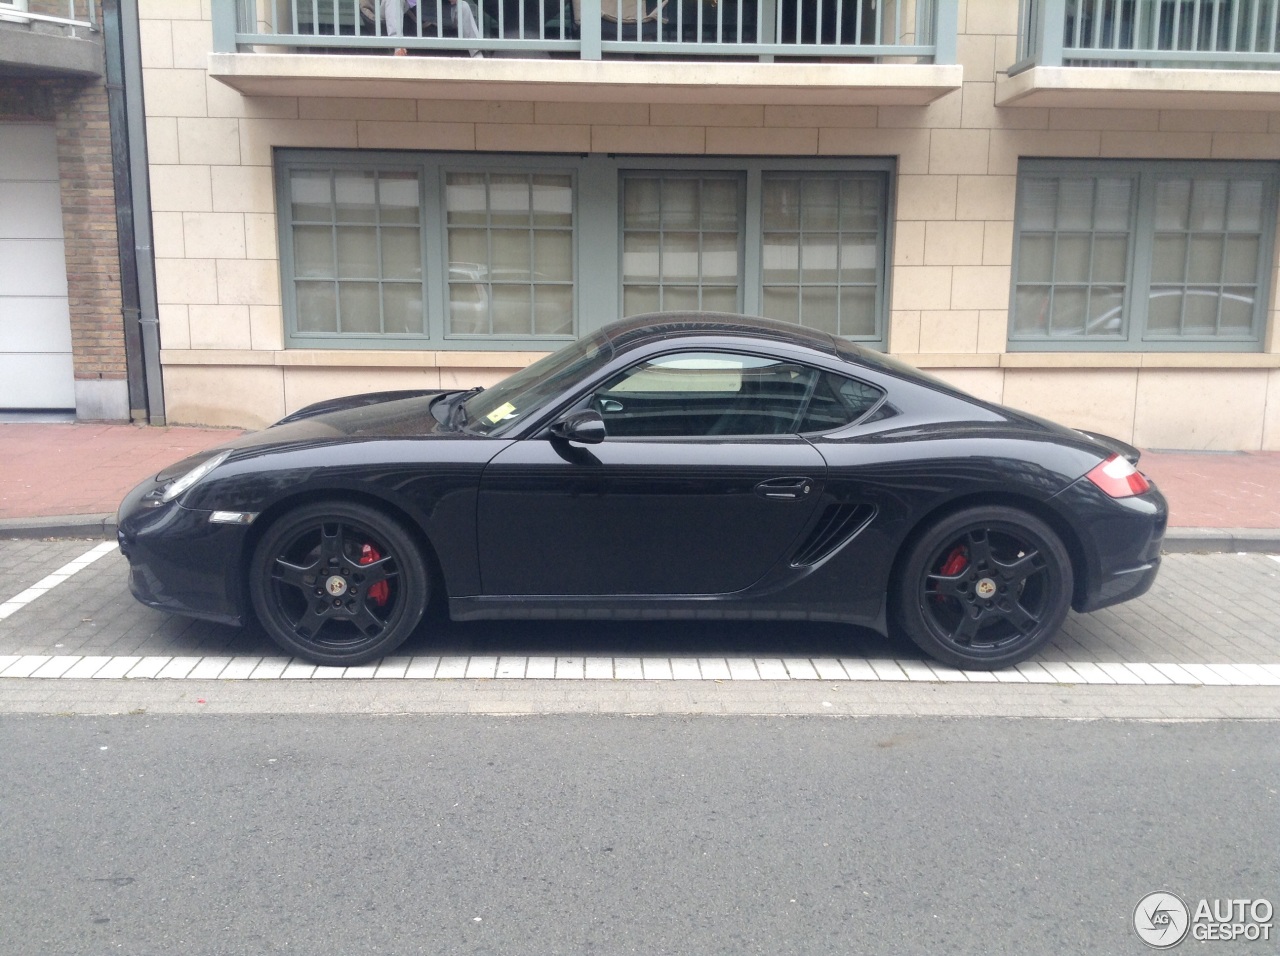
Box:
left=0, top=0, right=101, bottom=78
left=999, top=0, right=1280, bottom=109
left=208, top=0, right=960, bottom=106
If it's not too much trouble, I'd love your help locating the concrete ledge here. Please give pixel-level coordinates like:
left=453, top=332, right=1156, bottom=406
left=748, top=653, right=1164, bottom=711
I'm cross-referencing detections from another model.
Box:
left=1161, top=527, right=1280, bottom=554
left=0, top=514, right=115, bottom=541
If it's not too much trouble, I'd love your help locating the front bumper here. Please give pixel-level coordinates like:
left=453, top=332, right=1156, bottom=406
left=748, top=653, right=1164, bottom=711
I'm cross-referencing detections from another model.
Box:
left=117, top=476, right=250, bottom=626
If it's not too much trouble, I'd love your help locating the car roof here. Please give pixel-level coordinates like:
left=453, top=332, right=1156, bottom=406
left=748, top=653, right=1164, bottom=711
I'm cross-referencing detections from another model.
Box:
left=599, top=312, right=842, bottom=357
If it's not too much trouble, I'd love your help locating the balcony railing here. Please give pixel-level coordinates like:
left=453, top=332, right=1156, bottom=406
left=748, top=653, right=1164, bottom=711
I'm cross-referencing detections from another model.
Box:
left=0, top=0, right=97, bottom=31
left=212, top=0, right=955, bottom=62
left=1013, top=0, right=1280, bottom=72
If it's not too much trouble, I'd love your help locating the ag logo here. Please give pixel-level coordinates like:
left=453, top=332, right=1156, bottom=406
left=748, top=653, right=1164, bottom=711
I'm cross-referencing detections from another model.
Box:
left=1134, top=892, right=1190, bottom=949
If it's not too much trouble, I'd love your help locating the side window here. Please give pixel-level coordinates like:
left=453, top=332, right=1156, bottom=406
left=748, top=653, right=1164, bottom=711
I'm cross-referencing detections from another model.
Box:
left=796, top=372, right=884, bottom=433
left=592, top=352, right=818, bottom=437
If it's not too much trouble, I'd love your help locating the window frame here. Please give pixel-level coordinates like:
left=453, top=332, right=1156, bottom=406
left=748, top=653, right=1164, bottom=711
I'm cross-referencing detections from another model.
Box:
left=276, top=150, right=895, bottom=350
left=1008, top=158, right=1278, bottom=352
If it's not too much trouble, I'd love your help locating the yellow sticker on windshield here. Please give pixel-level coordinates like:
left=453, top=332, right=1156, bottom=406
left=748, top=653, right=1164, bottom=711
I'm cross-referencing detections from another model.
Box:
left=486, top=402, right=517, bottom=424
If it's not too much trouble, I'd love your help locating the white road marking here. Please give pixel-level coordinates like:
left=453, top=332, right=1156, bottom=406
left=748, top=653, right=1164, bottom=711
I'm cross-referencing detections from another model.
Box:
left=0, top=541, right=117, bottom=621
left=0, top=653, right=1279, bottom=685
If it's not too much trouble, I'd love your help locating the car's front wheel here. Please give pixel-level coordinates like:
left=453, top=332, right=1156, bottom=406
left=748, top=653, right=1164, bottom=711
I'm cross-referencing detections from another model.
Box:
left=894, top=505, right=1073, bottom=670
left=249, top=501, right=428, bottom=666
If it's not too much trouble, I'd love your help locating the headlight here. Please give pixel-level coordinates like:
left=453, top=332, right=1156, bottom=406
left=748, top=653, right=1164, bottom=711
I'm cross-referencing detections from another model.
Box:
left=161, top=450, right=231, bottom=503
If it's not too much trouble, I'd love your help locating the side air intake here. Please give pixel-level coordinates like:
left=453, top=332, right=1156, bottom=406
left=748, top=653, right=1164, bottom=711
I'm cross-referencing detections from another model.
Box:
left=790, top=503, right=877, bottom=568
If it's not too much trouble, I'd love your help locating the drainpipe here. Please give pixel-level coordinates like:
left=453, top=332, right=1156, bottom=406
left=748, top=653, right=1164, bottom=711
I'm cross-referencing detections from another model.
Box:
left=110, top=0, right=166, bottom=424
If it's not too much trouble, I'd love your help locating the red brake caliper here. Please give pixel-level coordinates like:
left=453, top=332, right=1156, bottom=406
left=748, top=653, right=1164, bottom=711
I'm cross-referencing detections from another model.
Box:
left=359, top=543, right=390, bottom=607
left=933, top=545, right=968, bottom=603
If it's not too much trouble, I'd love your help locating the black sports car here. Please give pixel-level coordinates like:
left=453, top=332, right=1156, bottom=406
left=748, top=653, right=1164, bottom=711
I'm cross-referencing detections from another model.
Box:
left=118, top=313, right=1167, bottom=671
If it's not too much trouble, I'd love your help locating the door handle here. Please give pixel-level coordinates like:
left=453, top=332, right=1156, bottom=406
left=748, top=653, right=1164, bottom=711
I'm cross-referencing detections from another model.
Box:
left=755, top=477, right=813, bottom=500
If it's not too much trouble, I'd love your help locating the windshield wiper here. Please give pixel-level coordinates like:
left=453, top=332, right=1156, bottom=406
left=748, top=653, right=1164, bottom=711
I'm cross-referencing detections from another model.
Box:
left=447, top=386, right=484, bottom=431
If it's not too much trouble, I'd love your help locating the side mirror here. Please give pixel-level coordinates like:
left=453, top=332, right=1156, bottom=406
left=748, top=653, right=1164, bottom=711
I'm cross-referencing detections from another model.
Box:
left=549, top=409, right=606, bottom=445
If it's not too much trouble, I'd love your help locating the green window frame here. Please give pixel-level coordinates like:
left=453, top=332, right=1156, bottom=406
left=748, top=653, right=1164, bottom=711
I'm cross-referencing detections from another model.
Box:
left=1009, top=159, right=1278, bottom=352
left=277, top=151, right=894, bottom=350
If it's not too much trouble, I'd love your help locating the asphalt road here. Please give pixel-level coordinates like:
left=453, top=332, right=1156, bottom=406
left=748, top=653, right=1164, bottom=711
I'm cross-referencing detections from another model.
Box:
left=2, top=714, right=1276, bottom=956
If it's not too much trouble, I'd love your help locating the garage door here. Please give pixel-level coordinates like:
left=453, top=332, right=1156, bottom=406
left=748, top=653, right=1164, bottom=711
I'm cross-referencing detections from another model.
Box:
left=0, top=123, right=74, bottom=411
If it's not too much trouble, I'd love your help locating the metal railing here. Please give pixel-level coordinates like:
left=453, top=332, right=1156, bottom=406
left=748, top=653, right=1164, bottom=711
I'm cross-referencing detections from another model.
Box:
left=0, top=0, right=98, bottom=30
left=212, top=0, right=955, bottom=62
left=1014, top=0, right=1280, bottom=71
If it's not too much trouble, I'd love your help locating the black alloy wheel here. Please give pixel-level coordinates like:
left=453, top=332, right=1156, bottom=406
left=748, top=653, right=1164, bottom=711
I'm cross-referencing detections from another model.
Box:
left=249, top=502, right=429, bottom=666
left=895, top=505, right=1073, bottom=670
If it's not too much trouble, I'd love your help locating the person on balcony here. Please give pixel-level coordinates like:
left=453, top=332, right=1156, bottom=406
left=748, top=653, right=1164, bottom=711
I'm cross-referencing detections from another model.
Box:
left=382, top=0, right=483, bottom=57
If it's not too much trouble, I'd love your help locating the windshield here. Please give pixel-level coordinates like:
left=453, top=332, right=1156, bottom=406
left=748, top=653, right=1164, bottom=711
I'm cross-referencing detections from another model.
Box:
left=461, top=333, right=615, bottom=435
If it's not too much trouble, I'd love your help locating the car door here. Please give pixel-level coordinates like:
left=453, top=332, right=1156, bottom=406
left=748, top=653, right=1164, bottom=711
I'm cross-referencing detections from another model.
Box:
left=476, top=350, right=828, bottom=596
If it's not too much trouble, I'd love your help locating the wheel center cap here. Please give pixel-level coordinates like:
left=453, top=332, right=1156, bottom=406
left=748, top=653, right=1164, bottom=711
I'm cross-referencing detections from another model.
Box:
left=325, top=575, right=348, bottom=597
left=975, top=577, right=997, bottom=599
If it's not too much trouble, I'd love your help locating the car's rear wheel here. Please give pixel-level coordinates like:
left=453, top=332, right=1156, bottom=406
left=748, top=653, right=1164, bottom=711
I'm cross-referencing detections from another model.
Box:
left=895, top=506, right=1073, bottom=670
left=249, top=502, right=428, bottom=666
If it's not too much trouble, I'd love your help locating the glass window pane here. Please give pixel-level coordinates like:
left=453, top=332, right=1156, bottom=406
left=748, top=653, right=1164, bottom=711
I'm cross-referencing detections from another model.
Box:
left=381, top=229, right=421, bottom=280
left=624, top=178, right=661, bottom=229
left=1018, top=235, right=1054, bottom=282
left=1020, top=179, right=1058, bottom=231
left=489, top=175, right=531, bottom=227
left=1057, top=179, right=1094, bottom=231
left=1152, top=235, right=1188, bottom=283
left=1094, top=179, right=1132, bottom=231
left=1190, top=180, right=1228, bottom=231
left=1220, top=287, right=1256, bottom=331
left=533, top=285, right=574, bottom=336
left=624, top=285, right=661, bottom=316
left=449, top=228, right=488, bottom=269
left=662, top=179, right=699, bottom=229
left=763, top=178, right=800, bottom=231
left=664, top=286, right=700, bottom=311
left=291, top=170, right=332, bottom=221
left=763, top=287, right=800, bottom=324
left=623, top=232, right=660, bottom=282
left=446, top=173, right=488, bottom=225
left=802, top=178, right=839, bottom=230
left=1086, top=287, right=1125, bottom=337
left=449, top=278, right=489, bottom=334
left=702, top=232, right=739, bottom=281
left=1155, top=179, right=1191, bottom=230
left=762, top=234, right=800, bottom=284
left=1054, top=236, right=1091, bottom=282
left=1049, top=287, right=1087, bottom=336
left=339, top=282, right=381, bottom=333
left=1182, top=288, right=1219, bottom=334
left=490, top=285, right=532, bottom=335
left=1013, top=286, right=1050, bottom=336
left=840, top=178, right=881, bottom=231
left=293, top=226, right=334, bottom=279
left=336, top=227, right=378, bottom=279
left=334, top=172, right=377, bottom=223
left=378, top=173, right=420, bottom=224
left=1188, top=235, right=1225, bottom=283
left=1146, top=290, right=1182, bottom=333
left=839, top=286, right=877, bottom=338
left=382, top=283, right=423, bottom=334
left=700, top=179, right=739, bottom=230
left=295, top=281, right=337, bottom=333
left=839, top=234, right=878, bottom=284
left=701, top=287, right=739, bottom=312
left=1091, top=235, right=1128, bottom=283
left=534, top=231, right=573, bottom=281
left=800, top=234, right=838, bottom=283
left=801, top=286, right=838, bottom=334
left=1225, top=236, right=1261, bottom=282
left=531, top=175, right=573, bottom=228
left=490, top=230, right=531, bottom=276
left=661, top=233, right=702, bottom=281
left=1227, top=180, right=1264, bottom=231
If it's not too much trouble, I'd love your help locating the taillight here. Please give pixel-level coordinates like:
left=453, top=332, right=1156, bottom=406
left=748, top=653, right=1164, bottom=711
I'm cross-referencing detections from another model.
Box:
left=1085, top=454, right=1150, bottom=498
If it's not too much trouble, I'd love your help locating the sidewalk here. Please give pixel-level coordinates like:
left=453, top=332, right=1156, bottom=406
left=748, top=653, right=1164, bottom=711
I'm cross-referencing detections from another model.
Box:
left=1, top=422, right=1278, bottom=550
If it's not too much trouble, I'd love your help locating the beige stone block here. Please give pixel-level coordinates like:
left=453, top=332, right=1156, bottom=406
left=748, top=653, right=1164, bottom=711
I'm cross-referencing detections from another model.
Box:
left=896, top=174, right=957, bottom=221
left=1162, top=110, right=1270, bottom=133
left=156, top=258, right=217, bottom=305
left=206, top=77, right=298, bottom=120
left=891, top=266, right=953, bottom=310
left=956, top=33, right=995, bottom=81
left=983, top=220, right=1013, bottom=266
left=956, top=174, right=1016, bottom=221
left=893, top=220, right=925, bottom=267
left=150, top=165, right=212, bottom=212
left=988, top=129, right=1101, bottom=175
left=142, top=68, right=208, bottom=118
left=1003, top=368, right=1138, bottom=440
left=301, top=98, right=417, bottom=122
left=158, top=304, right=190, bottom=351
left=924, top=367, right=1004, bottom=403
left=765, top=105, right=875, bottom=128
left=244, top=214, right=278, bottom=261
left=707, top=126, right=817, bottom=154
left=284, top=367, right=442, bottom=413
left=183, top=212, right=246, bottom=260
left=189, top=304, right=253, bottom=350
left=151, top=211, right=185, bottom=259
left=965, top=1, right=1018, bottom=35
left=993, top=33, right=1018, bottom=72
left=925, top=220, right=985, bottom=266
left=1211, top=133, right=1280, bottom=160
left=163, top=364, right=285, bottom=429
left=358, top=121, right=476, bottom=151
left=951, top=265, right=1011, bottom=311
left=250, top=305, right=285, bottom=352
left=438, top=367, right=521, bottom=389
left=211, top=165, right=276, bottom=215
left=476, top=123, right=589, bottom=152
left=177, top=117, right=241, bottom=166
left=930, top=128, right=990, bottom=175
left=1263, top=369, right=1280, bottom=449
left=1134, top=369, right=1268, bottom=449
left=651, top=104, right=762, bottom=127
left=139, top=0, right=203, bottom=19
left=962, top=81, right=1048, bottom=131
left=170, top=18, right=213, bottom=69
left=919, top=310, right=979, bottom=352
left=1100, top=130, right=1213, bottom=158
left=819, top=127, right=930, bottom=174
left=878, top=90, right=962, bottom=130
left=239, top=119, right=359, bottom=167
left=1049, top=108, right=1159, bottom=131
left=418, top=100, right=535, bottom=124
left=888, top=310, right=920, bottom=353
left=146, top=116, right=180, bottom=164
left=216, top=259, right=281, bottom=307
left=976, top=309, right=1008, bottom=352
left=537, top=102, right=649, bottom=126
left=592, top=125, right=705, bottom=153
left=139, top=19, right=172, bottom=69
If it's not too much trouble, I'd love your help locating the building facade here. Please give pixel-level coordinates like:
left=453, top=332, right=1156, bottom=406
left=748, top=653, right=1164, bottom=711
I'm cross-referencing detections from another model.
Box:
left=138, top=0, right=1280, bottom=448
